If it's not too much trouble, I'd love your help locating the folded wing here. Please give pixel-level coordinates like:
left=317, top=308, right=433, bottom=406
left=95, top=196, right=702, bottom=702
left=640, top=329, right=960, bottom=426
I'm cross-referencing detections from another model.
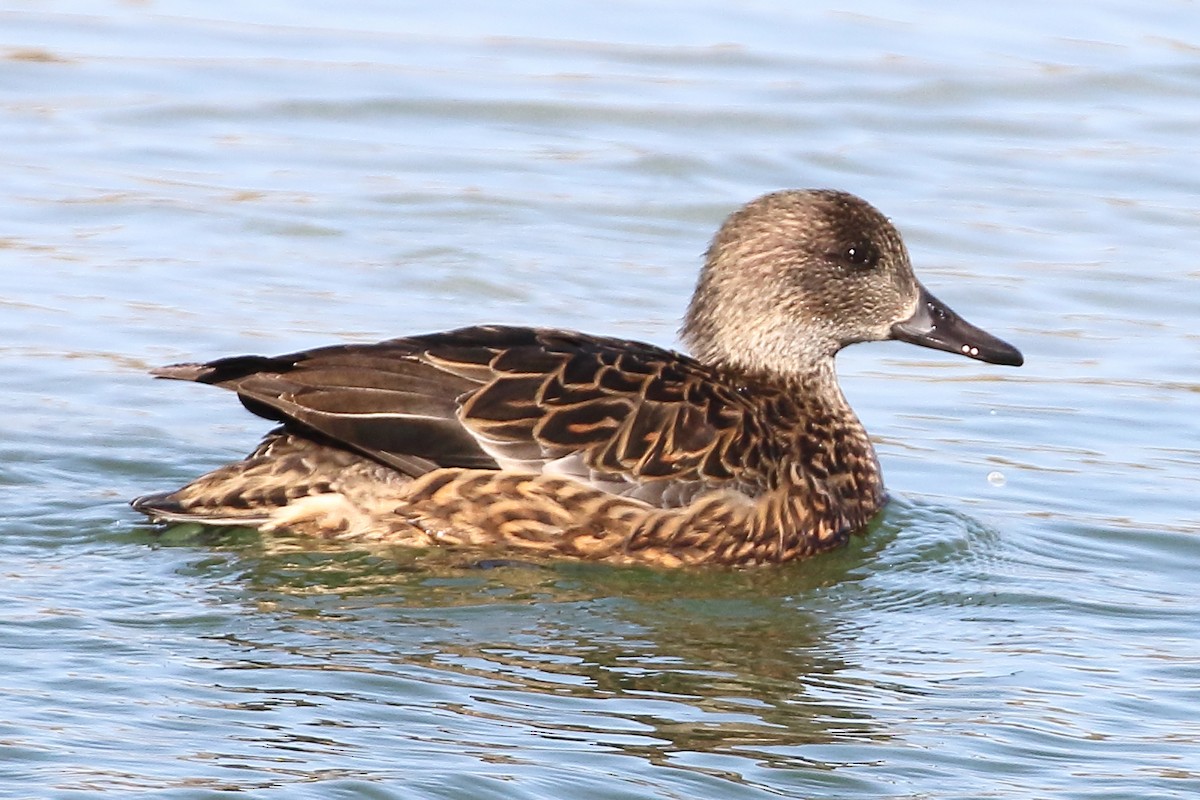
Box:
left=153, top=325, right=765, bottom=508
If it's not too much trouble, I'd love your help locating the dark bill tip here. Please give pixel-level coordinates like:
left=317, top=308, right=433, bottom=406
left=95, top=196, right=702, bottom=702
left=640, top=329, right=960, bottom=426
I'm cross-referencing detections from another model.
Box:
left=891, top=285, right=1024, bottom=367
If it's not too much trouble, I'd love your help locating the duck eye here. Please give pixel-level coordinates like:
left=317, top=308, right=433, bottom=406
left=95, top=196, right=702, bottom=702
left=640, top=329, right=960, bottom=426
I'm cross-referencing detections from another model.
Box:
left=843, top=242, right=880, bottom=270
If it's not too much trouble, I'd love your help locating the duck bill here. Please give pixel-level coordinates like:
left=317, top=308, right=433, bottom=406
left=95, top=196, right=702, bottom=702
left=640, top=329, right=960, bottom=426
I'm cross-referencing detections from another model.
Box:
left=891, top=284, right=1023, bottom=367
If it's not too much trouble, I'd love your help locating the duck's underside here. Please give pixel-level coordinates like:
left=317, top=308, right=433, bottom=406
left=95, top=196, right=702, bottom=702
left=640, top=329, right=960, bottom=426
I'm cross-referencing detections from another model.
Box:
left=134, top=427, right=881, bottom=568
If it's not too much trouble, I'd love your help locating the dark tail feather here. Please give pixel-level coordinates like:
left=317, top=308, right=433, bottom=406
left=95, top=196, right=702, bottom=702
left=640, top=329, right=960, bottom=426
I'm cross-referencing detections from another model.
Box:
left=131, top=490, right=272, bottom=527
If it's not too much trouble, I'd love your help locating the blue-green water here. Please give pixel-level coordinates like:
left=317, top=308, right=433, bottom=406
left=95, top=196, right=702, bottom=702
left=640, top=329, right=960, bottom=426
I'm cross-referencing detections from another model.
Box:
left=3, top=1, right=1199, bottom=798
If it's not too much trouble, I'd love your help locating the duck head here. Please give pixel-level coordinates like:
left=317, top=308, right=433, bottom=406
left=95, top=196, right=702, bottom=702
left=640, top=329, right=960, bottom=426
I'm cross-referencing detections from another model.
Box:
left=682, top=189, right=1023, bottom=376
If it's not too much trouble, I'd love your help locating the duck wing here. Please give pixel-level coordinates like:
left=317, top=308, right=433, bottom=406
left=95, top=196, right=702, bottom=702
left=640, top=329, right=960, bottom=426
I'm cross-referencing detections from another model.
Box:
left=152, top=325, right=761, bottom=507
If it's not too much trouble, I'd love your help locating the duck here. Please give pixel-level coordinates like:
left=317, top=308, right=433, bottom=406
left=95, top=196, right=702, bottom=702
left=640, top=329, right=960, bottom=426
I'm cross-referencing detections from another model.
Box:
left=132, top=189, right=1022, bottom=567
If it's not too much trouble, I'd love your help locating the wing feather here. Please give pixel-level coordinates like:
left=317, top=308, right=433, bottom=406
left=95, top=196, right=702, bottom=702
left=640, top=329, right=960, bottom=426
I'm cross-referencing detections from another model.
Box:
left=153, top=325, right=770, bottom=507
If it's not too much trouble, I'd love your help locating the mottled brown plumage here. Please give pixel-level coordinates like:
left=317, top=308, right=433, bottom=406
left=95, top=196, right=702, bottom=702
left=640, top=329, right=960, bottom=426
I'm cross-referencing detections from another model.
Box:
left=133, top=189, right=1022, bottom=566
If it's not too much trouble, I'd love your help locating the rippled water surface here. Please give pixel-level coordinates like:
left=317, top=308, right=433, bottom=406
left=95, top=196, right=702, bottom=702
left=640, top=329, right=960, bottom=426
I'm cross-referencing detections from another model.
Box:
left=3, top=1, right=1199, bottom=798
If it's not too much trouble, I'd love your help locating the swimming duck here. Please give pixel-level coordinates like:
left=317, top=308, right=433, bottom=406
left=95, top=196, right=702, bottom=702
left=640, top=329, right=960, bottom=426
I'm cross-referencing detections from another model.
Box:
left=133, top=189, right=1022, bottom=567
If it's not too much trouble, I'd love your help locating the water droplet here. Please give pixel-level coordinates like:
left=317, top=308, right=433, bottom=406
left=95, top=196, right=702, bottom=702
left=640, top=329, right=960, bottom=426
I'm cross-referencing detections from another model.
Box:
left=987, top=470, right=1006, bottom=487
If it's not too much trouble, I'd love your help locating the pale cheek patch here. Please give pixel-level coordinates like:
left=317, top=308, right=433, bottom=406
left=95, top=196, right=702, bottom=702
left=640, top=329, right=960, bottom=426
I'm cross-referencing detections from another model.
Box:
left=898, top=293, right=921, bottom=325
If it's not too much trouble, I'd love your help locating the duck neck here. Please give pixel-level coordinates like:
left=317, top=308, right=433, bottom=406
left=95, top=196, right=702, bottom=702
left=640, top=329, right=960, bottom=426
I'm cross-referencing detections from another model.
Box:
left=776, top=358, right=885, bottom=516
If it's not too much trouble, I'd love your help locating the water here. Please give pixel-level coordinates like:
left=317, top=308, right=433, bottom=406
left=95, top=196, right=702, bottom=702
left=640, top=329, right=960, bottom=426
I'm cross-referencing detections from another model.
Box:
left=3, top=1, right=1199, bottom=797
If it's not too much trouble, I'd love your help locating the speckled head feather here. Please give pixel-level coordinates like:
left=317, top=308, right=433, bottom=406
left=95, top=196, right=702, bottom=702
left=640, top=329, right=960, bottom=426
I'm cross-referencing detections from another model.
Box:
left=683, top=189, right=920, bottom=375
left=132, top=189, right=1023, bottom=567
